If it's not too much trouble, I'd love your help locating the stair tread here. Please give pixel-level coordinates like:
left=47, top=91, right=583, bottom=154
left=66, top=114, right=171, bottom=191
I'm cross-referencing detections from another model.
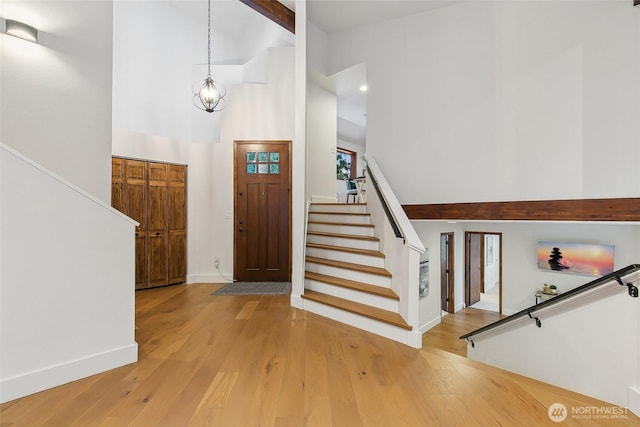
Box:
left=302, top=290, right=411, bottom=330
left=308, top=220, right=374, bottom=228
left=305, top=271, right=398, bottom=300
left=305, top=256, right=392, bottom=277
left=306, top=242, right=384, bottom=258
left=307, top=231, right=379, bottom=242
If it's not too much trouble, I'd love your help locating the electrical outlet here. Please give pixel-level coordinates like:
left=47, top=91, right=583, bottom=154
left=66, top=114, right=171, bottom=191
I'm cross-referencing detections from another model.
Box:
left=214, top=256, right=220, bottom=268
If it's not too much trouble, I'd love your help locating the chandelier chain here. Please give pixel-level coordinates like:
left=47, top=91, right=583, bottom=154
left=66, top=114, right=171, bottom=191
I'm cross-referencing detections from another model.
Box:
left=207, top=0, right=211, bottom=76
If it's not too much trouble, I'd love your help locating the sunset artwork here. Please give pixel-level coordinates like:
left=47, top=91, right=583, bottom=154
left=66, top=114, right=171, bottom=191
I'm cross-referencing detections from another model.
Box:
left=537, top=241, right=615, bottom=277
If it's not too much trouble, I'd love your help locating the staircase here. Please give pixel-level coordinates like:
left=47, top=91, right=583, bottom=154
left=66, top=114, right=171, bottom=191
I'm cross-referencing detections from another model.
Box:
left=302, top=202, right=412, bottom=340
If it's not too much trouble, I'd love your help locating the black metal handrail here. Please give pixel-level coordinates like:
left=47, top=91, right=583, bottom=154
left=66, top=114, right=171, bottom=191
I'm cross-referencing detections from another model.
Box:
left=365, top=162, right=404, bottom=240
left=459, top=264, right=640, bottom=342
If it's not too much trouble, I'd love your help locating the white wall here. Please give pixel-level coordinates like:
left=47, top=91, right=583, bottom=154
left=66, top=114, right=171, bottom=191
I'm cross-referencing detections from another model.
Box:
left=328, top=1, right=640, bottom=204
left=468, top=287, right=639, bottom=415
left=414, top=220, right=640, bottom=319
left=0, top=144, right=138, bottom=403
left=112, top=1, right=234, bottom=146
left=307, top=82, right=338, bottom=202
left=307, top=20, right=329, bottom=76
left=113, top=47, right=296, bottom=282
left=291, top=0, right=308, bottom=306
left=0, top=0, right=113, bottom=202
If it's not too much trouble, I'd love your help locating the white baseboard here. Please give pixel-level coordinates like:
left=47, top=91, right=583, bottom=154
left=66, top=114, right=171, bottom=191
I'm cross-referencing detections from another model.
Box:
left=187, top=273, right=232, bottom=284
left=454, top=302, right=465, bottom=312
left=0, top=343, right=138, bottom=404
left=290, top=294, right=304, bottom=309
left=418, top=316, right=441, bottom=334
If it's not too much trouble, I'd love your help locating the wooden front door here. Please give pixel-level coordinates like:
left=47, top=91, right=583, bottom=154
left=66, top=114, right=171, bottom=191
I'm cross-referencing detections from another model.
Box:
left=234, top=141, right=291, bottom=282
left=466, top=232, right=483, bottom=306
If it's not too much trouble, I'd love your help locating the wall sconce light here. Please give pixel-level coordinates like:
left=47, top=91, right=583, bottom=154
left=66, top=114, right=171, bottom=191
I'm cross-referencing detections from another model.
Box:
left=4, top=19, right=39, bottom=43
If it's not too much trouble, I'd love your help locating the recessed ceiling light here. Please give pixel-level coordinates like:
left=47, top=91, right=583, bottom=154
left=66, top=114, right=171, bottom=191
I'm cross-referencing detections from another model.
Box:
left=359, top=84, right=368, bottom=92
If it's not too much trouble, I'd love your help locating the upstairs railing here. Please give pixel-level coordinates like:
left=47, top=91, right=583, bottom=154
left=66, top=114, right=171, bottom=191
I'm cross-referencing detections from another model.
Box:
left=365, top=161, right=403, bottom=240
left=363, top=155, right=424, bottom=253
left=460, top=264, right=640, bottom=346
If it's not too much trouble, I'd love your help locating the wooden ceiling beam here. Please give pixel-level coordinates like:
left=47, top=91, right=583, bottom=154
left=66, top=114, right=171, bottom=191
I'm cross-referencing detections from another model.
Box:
left=402, top=198, right=640, bottom=222
left=239, top=0, right=295, bottom=34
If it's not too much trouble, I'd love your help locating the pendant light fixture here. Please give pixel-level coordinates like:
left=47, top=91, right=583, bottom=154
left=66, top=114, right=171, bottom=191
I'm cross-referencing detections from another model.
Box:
left=194, top=0, right=225, bottom=113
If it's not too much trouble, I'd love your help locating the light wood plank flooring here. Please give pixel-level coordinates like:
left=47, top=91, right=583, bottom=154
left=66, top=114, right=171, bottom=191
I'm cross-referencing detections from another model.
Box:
left=1, top=283, right=637, bottom=426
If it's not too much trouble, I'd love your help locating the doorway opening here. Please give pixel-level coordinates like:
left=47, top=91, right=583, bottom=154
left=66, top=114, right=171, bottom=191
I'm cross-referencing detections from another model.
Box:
left=440, top=232, right=455, bottom=314
left=465, top=232, right=502, bottom=313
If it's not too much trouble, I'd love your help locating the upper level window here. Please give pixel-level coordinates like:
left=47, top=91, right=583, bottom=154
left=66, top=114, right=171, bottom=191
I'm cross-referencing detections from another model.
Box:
left=337, top=148, right=356, bottom=179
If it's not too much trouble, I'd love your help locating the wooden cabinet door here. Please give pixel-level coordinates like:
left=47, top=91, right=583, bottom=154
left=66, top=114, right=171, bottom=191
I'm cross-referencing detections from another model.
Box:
left=125, top=160, right=148, bottom=290
left=112, top=157, right=187, bottom=289
left=168, top=164, right=187, bottom=284
left=111, top=158, right=125, bottom=212
left=147, top=162, right=168, bottom=288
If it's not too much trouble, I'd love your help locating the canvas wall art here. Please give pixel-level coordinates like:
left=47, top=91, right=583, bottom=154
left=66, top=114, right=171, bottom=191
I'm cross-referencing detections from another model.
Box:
left=537, top=241, right=615, bottom=277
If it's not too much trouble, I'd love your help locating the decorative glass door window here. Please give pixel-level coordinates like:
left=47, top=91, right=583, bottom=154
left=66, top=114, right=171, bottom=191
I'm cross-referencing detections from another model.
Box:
left=246, top=151, right=280, bottom=174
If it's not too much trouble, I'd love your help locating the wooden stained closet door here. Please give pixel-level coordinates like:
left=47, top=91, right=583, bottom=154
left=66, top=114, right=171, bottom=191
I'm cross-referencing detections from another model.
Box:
left=168, top=165, right=187, bottom=284
left=117, top=159, right=148, bottom=290
left=147, top=162, right=169, bottom=288
left=112, top=157, right=187, bottom=289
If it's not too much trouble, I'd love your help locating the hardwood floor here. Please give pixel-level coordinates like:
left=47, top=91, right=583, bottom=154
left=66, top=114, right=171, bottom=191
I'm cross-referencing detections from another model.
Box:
left=1, top=283, right=637, bottom=426
left=423, top=308, right=504, bottom=357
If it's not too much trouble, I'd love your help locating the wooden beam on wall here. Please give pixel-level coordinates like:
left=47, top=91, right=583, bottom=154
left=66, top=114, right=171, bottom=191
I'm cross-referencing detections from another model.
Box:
left=402, top=198, right=640, bottom=222
left=240, top=0, right=295, bottom=34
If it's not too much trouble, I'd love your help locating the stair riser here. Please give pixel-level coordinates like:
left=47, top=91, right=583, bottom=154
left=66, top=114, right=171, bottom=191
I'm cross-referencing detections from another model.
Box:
left=306, top=234, right=379, bottom=251
left=305, top=247, right=385, bottom=268
left=305, top=279, right=399, bottom=312
left=307, top=222, right=374, bottom=236
left=301, top=299, right=420, bottom=348
left=308, top=213, right=371, bottom=225
left=310, top=204, right=368, bottom=214
left=305, top=262, right=391, bottom=287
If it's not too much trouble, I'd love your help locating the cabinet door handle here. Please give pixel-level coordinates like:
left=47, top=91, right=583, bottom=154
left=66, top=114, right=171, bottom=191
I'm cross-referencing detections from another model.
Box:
left=156, top=232, right=160, bottom=236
